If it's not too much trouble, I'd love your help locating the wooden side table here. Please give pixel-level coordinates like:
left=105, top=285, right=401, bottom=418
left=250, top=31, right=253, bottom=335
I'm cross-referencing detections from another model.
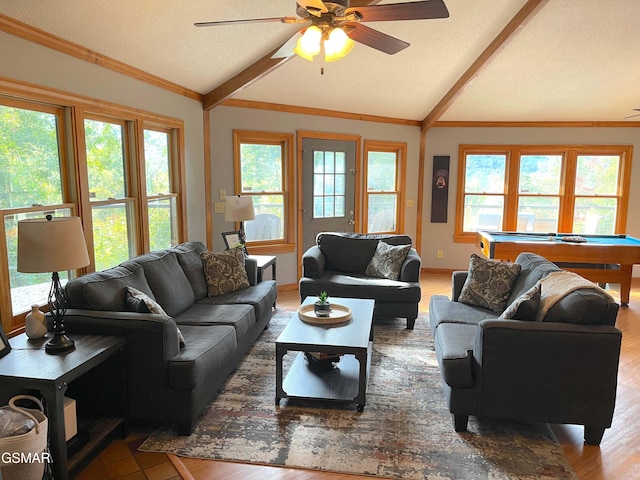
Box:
left=0, top=333, right=126, bottom=480
left=249, top=254, right=277, bottom=283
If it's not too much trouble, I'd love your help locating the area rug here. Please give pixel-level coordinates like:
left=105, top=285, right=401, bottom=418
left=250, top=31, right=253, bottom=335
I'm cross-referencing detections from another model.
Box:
left=139, top=309, right=577, bottom=480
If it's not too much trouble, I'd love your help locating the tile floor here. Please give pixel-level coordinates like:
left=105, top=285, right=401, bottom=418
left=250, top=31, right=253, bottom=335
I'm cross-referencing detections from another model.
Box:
left=74, top=431, right=179, bottom=480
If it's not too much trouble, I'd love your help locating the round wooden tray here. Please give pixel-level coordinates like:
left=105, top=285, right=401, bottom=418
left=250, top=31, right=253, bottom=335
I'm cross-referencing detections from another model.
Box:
left=297, top=303, right=352, bottom=325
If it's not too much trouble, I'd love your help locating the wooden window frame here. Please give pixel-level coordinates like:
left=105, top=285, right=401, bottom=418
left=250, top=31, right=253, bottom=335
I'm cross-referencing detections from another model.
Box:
left=363, top=140, right=406, bottom=234
left=233, top=130, right=295, bottom=254
left=0, top=81, right=187, bottom=334
left=455, top=144, right=633, bottom=242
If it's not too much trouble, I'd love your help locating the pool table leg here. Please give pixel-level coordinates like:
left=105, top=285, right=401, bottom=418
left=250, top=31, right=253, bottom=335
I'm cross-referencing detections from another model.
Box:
left=620, top=264, right=632, bottom=306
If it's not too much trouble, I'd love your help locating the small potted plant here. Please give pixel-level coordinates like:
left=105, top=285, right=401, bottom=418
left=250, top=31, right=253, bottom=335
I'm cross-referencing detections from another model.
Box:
left=314, top=291, right=331, bottom=317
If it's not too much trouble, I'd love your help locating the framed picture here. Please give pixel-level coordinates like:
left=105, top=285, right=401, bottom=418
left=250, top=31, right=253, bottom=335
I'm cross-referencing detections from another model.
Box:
left=0, top=325, right=10, bottom=359
left=222, top=231, right=242, bottom=250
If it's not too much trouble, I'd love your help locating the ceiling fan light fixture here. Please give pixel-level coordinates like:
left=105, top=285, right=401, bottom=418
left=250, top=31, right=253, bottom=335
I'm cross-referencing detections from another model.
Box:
left=294, top=25, right=322, bottom=61
left=323, top=27, right=354, bottom=62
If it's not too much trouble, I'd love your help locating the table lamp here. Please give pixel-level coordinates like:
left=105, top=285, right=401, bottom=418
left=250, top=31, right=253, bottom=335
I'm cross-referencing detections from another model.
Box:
left=17, top=215, right=90, bottom=354
left=225, top=195, right=255, bottom=255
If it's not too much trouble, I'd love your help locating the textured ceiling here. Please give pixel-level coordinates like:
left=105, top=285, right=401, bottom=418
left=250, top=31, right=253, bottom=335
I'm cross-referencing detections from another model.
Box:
left=0, top=0, right=639, bottom=122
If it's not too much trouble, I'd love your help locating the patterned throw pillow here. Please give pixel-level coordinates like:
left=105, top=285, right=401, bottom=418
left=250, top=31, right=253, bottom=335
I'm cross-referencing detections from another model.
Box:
left=365, top=241, right=411, bottom=280
left=201, top=248, right=250, bottom=297
left=498, top=283, right=541, bottom=320
left=126, top=286, right=185, bottom=348
left=458, top=254, right=521, bottom=313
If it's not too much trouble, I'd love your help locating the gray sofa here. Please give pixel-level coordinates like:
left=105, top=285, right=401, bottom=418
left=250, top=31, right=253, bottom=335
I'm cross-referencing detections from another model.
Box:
left=62, top=241, right=277, bottom=435
left=429, top=252, right=622, bottom=445
left=299, top=232, right=421, bottom=329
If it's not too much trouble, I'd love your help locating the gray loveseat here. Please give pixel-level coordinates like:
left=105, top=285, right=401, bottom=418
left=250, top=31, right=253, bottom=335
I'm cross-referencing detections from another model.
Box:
left=62, top=241, right=277, bottom=435
left=299, top=232, right=421, bottom=329
left=429, top=252, right=622, bottom=445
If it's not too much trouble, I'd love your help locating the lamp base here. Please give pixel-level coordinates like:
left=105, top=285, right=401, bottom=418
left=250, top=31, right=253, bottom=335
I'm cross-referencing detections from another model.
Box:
left=45, top=333, right=75, bottom=354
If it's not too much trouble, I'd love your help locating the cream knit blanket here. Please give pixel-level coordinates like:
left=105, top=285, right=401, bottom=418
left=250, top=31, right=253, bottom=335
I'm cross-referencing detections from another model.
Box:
left=535, top=270, right=615, bottom=322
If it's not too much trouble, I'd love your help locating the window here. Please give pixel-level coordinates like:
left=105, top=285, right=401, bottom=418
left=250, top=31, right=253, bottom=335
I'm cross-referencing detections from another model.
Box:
left=0, top=100, right=76, bottom=327
left=233, top=130, right=295, bottom=253
left=144, top=128, right=179, bottom=251
left=455, top=145, right=632, bottom=241
left=0, top=88, right=186, bottom=334
left=313, top=150, right=346, bottom=218
left=363, top=140, right=406, bottom=233
left=85, top=116, right=136, bottom=271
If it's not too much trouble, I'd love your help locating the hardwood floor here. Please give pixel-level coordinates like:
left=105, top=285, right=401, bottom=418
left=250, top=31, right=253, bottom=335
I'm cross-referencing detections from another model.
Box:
left=78, top=272, right=640, bottom=480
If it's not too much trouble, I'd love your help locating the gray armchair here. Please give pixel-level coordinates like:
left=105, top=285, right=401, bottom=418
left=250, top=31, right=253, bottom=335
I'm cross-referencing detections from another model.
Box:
left=299, top=232, right=421, bottom=329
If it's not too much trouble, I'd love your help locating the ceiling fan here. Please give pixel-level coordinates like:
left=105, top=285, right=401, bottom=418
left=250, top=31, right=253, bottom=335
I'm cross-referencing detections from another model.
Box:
left=624, top=108, right=640, bottom=119
left=195, top=0, right=449, bottom=62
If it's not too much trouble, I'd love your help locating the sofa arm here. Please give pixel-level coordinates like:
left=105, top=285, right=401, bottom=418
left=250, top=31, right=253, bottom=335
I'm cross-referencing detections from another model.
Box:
left=398, top=248, right=421, bottom=282
left=244, top=257, right=258, bottom=286
left=474, top=319, right=622, bottom=427
left=62, top=309, right=181, bottom=361
left=302, top=245, right=326, bottom=278
left=451, top=271, right=468, bottom=301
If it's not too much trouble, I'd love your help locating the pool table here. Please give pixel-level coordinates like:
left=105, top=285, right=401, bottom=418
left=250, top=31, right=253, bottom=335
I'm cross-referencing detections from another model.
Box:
left=476, top=231, right=640, bottom=305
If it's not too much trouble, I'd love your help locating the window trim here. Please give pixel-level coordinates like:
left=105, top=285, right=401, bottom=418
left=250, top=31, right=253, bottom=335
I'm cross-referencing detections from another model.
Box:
left=0, top=81, right=187, bottom=334
left=455, top=144, right=633, bottom=242
left=363, top=140, right=407, bottom=233
left=232, top=130, right=295, bottom=254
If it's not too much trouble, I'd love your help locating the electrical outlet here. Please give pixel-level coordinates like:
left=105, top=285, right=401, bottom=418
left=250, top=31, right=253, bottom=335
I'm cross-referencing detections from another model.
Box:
left=437, top=250, right=443, bottom=258
left=214, top=202, right=225, bottom=213
left=407, top=199, right=415, bottom=207
left=219, top=189, right=226, bottom=200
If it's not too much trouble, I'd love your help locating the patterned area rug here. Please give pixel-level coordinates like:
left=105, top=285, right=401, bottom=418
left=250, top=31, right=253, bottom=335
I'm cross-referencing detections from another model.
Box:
left=140, top=310, right=577, bottom=480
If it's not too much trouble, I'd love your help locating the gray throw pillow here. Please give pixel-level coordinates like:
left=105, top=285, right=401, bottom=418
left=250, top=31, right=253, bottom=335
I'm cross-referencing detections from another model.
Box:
left=458, top=254, right=521, bottom=313
left=365, top=242, right=411, bottom=280
left=126, top=286, right=185, bottom=348
left=499, top=283, right=541, bottom=321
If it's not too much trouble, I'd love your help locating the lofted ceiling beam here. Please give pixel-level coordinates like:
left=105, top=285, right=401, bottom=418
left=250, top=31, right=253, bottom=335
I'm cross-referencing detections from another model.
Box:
left=421, top=0, right=550, bottom=131
left=202, top=0, right=382, bottom=111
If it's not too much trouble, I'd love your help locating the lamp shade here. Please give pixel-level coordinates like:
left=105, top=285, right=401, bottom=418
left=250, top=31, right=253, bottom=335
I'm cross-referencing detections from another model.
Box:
left=17, top=216, right=90, bottom=273
left=225, top=196, right=255, bottom=222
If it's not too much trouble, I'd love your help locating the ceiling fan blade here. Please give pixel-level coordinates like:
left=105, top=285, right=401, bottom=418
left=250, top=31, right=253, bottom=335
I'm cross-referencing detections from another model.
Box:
left=297, top=0, right=328, bottom=14
left=624, top=113, right=640, bottom=119
left=195, top=17, right=297, bottom=27
left=271, top=31, right=304, bottom=59
left=346, top=0, right=449, bottom=22
left=347, top=23, right=409, bottom=55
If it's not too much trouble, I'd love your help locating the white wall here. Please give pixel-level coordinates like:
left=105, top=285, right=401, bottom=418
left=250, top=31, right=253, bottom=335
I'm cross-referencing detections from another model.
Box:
left=210, top=105, right=422, bottom=286
left=0, top=31, right=207, bottom=242
left=423, top=126, right=640, bottom=275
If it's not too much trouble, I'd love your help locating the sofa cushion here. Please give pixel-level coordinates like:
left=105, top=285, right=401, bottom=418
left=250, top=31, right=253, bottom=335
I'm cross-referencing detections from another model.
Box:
left=499, top=283, right=541, bottom=321
left=125, top=286, right=185, bottom=348
left=505, top=252, right=560, bottom=306
left=173, top=303, right=255, bottom=340
left=300, top=272, right=420, bottom=304
left=196, top=280, right=277, bottom=325
left=126, top=250, right=195, bottom=317
left=201, top=248, right=250, bottom=296
left=65, top=264, right=153, bottom=311
left=544, top=289, right=614, bottom=325
left=365, top=241, right=411, bottom=280
left=168, top=325, right=237, bottom=390
left=434, top=323, right=477, bottom=388
left=429, top=294, right=499, bottom=331
left=458, top=254, right=521, bottom=313
left=318, top=234, right=379, bottom=273
left=172, top=242, right=208, bottom=300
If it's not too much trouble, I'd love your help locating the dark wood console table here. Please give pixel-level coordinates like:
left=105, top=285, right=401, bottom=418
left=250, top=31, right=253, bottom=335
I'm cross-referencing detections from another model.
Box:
left=0, top=333, right=126, bottom=480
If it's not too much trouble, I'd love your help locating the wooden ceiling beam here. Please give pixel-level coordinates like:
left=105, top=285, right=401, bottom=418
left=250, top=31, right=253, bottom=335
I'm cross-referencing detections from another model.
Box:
left=202, top=0, right=382, bottom=111
left=420, top=0, right=550, bottom=131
